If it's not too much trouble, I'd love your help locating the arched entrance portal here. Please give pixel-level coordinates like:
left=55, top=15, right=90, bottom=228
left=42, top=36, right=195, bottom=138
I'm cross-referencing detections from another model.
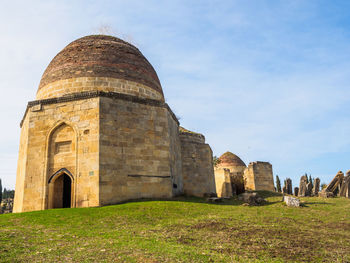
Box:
left=48, top=169, right=73, bottom=209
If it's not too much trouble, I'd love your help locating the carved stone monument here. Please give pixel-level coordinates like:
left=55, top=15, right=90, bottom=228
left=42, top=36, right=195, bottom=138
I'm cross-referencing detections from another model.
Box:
left=313, top=178, right=320, bottom=196
left=286, top=178, right=293, bottom=195
left=339, top=171, right=350, bottom=198
left=294, top=187, right=299, bottom=197
left=298, top=175, right=308, bottom=197
left=319, top=171, right=345, bottom=198
left=306, top=182, right=313, bottom=197
left=325, top=171, right=344, bottom=196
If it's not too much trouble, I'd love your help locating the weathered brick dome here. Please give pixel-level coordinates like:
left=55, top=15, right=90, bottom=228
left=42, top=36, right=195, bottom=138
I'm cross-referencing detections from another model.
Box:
left=36, top=35, right=164, bottom=100
left=218, top=151, right=246, bottom=167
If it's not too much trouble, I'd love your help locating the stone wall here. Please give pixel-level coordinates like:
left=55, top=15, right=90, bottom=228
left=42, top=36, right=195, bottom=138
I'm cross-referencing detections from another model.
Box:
left=243, top=161, right=274, bottom=191
left=180, top=132, right=216, bottom=197
left=167, top=113, right=183, bottom=196
left=1, top=198, right=13, bottom=214
left=14, top=97, right=100, bottom=212
left=98, top=96, right=181, bottom=205
left=13, top=114, right=29, bottom=213
left=214, top=168, right=233, bottom=198
left=215, top=165, right=246, bottom=194
left=14, top=89, right=217, bottom=212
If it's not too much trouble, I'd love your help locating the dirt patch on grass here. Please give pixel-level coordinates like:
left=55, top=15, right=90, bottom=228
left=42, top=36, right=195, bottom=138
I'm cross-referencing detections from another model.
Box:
left=163, top=219, right=350, bottom=262
left=326, top=222, right=350, bottom=231
left=191, top=220, right=232, bottom=231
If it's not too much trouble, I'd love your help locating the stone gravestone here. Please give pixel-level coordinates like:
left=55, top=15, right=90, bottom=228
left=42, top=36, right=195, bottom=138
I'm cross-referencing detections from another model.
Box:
left=320, top=171, right=345, bottom=198
left=313, top=178, right=320, bottom=196
left=283, top=196, right=300, bottom=207
left=326, top=171, right=344, bottom=196
left=286, top=178, right=293, bottom=195
left=282, top=184, right=287, bottom=194
left=294, top=187, right=299, bottom=197
left=319, top=190, right=334, bottom=198
left=306, top=182, right=313, bottom=196
left=238, top=192, right=265, bottom=206
left=299, top=175, right=308, bottom=197
left=339, top=171, right=350, bottom=198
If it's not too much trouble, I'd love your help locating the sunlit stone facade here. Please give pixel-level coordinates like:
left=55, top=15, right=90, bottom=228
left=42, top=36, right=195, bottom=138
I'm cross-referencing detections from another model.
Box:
left=13, top=35, right=216, bottom=212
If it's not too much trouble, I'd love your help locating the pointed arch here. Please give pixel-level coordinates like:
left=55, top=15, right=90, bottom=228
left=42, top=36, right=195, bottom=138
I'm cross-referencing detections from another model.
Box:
left=44, top=120, right=78, bottom=209
left=46, top=120, right=78, bottom=144
left=48, top=168, right=74, bottom=184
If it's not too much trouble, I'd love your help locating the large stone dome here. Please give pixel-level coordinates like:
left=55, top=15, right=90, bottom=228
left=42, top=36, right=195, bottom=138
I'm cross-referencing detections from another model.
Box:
left=36, top=35, right=164, bottom=101
left=218, top=151, right=246, bottom=167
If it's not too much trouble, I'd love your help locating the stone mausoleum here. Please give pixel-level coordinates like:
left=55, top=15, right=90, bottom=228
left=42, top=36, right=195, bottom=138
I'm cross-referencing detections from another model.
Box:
left=13, top=35, right=275, bottom=213
left=214, top=152, right=274, bottom=197
left=13, top=35, right=216, bottom=213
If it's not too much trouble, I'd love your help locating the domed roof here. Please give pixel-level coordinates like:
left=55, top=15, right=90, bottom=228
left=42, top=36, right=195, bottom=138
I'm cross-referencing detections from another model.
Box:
left=218, top=152, right=246, bottom=167
left=37, top=35, right=163, bottom=98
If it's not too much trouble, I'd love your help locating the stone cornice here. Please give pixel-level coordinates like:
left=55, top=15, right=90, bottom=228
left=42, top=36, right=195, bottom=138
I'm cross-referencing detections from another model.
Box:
left=20, top=91, right=179, bottom=127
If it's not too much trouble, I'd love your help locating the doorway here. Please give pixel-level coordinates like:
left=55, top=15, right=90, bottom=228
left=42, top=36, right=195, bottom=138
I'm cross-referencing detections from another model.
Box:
left=49, top=172, right=72, bottom=209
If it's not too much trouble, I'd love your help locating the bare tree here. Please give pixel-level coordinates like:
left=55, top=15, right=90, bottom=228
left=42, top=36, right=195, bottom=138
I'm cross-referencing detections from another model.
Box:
left=92, top=24, right=137, bottom=46
left=276, top=175, right=282, bottom=193
left=0, top=178, right=2, bottom=205
left=94, top=24, right=116, bottom=35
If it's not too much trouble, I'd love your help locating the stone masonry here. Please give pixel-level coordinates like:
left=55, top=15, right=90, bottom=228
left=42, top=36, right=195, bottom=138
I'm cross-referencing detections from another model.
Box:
left=214, top=168, right=233, bottom=198
left=215, top=152, right=246, bottom=195
left=243, top=161, right=275, bottom=191
left=14, top=35, right=215, bottom=212
left=13, top=35, right=217, bottom=213
left=13, top=35, right=277, bottom=212
left=179, top=128, right=216, bottom=197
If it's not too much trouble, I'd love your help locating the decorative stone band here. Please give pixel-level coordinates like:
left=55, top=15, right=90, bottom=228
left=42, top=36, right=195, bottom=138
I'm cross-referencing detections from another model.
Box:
left=179, top=132, right=205, bottom=144
left=36, top=77, right=164, bottom=101
left=128, top=175, right=171, bottom=178
left=21, top=90, right=178, bottom=127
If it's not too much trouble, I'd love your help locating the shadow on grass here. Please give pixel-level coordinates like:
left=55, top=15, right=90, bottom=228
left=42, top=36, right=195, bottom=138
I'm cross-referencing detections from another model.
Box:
left=116, top=190, right=284, bottom=207
left=253, top=190, right=283, bottom=198
left=301, top=201, right=334, bottom=207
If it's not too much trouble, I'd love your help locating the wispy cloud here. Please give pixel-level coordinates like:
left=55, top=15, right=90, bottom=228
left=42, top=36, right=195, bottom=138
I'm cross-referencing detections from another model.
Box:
left=1, top=0, right=350, bottom=188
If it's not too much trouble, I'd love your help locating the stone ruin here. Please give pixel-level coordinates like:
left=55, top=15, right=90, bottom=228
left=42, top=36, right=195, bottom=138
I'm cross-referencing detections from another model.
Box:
left=214, top=152, right=275, bottom=199
left=214, top=168, right=235, bottom=198
left=313, top=178, right=320, bottom=196
left=277, top=175, right=324, bottom=198
left=294, top=187, right=299, bottom=197
left=243, top=161, right=275, bottom=192
left=298, top=175, right=308, bottom=197
left=298, top=175, right=320, bottom=197
left=1, top=198, right=13, bottom=214
left=339, top=172, right=350, bottom=197
left=283, top=196, right=300, bottom=207
left=282, top=178, right=293, bottom=195
left=320, top=170, right=350, bottom=198
left=238, top=192, right=266, bottom=206
left=306, top=182, right=313, bottom=196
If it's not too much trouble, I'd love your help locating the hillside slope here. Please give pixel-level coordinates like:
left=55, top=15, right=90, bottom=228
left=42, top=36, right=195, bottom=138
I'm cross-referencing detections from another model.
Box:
left=1, top=194, right=350, bottom=262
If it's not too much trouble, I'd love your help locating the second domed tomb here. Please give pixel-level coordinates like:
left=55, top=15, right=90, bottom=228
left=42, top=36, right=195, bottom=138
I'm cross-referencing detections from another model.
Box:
left=214, top=151, right=275, bottom=196
left=13, top=35, right=216, bottom=212
left=214, top=152, right=246, bottom=197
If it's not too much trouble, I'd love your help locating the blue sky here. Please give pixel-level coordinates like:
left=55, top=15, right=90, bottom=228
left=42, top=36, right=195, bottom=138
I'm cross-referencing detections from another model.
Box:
left=1, top=0, right=350, bottom=189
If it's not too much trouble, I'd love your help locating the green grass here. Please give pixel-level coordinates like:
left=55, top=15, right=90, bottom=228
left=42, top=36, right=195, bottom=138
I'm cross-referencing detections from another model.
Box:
left=1, top=192, right=350, bottom=262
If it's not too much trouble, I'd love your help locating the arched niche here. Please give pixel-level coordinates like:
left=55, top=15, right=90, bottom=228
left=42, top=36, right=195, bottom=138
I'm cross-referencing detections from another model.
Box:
left=46, top=123, right=76, bottom=209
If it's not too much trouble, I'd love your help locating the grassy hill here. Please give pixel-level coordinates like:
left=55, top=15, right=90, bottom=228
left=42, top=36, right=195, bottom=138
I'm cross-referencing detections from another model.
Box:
left=1, top=193, right=350, bottom=263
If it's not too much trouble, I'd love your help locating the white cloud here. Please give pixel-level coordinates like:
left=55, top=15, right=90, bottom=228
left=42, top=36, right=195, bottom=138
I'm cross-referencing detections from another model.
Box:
left=1, top=0, right=350, bottom=188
